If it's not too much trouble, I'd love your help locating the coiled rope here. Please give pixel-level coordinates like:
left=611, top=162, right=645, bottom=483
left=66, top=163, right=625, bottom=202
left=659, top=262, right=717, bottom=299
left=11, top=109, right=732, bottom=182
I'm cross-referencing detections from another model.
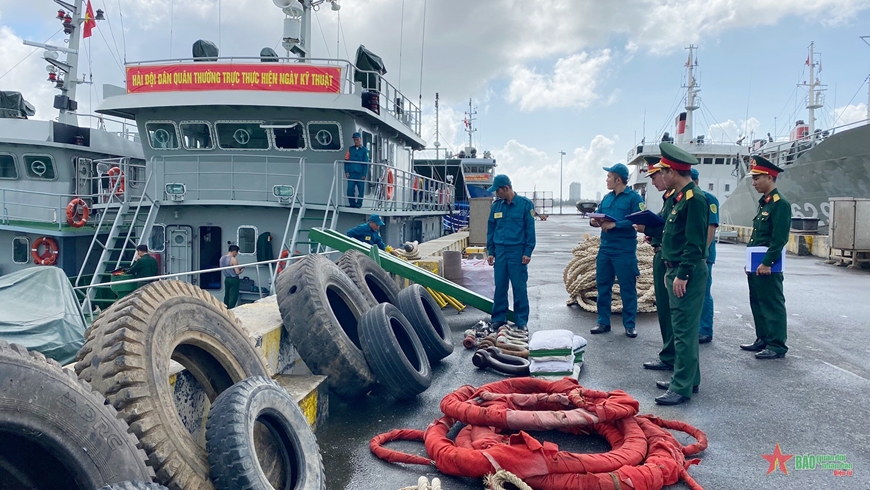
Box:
left=563, top=235, right=657, bottom=313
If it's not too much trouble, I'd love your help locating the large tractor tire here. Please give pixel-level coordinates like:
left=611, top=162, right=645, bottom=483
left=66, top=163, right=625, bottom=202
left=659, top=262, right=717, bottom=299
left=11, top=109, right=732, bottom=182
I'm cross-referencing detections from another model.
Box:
left=397, top=284, right=454, bottom=362
left=0, top=341, right=153, bottom=489
left=98, top=483, right=170, bottom=490
left=74, top=281, right=270, bottom=490
left=336, top=249, right=401, bottom=307
left=206, top=376, right=326, bottom=490
left=359, top=303, right=432, bottom=399
left=275, top=254, right=376, bottom=398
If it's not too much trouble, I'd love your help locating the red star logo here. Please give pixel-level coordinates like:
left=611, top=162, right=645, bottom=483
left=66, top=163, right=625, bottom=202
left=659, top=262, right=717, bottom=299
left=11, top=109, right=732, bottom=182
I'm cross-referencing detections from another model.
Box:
left=761, top=443, right=794, bottom=475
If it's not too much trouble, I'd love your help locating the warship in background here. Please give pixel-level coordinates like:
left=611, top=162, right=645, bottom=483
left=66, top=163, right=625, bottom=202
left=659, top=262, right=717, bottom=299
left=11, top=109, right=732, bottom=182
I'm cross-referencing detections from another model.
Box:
left=720, top=41, right=870, bottom=232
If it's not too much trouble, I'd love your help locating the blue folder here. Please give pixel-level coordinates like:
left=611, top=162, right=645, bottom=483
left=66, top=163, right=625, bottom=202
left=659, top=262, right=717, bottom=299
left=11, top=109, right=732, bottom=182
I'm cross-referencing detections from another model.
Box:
left=625, top=210, right=665, bottom=227
left=746, top=246, right=785, bottom=273
left=587, top=213, right=616, bottom=222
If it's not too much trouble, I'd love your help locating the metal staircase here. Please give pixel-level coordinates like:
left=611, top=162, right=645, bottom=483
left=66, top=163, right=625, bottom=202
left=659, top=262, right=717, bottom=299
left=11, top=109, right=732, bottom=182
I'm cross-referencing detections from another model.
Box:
left=75, top=161, right=159, bottom=317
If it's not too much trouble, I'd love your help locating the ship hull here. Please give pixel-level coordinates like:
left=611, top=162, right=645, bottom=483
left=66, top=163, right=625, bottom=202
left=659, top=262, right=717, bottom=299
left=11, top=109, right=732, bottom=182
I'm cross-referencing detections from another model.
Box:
left=721, top=123, right=870, bottom=232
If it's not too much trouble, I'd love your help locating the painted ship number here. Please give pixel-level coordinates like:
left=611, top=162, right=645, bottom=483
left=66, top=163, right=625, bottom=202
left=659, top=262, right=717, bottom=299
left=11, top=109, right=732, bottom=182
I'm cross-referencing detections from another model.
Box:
left=791, top=202, right=830, bottom=227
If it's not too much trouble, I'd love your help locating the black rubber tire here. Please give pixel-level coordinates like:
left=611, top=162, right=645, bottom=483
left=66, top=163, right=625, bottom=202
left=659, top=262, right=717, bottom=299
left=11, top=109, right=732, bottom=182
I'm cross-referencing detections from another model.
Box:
left=205, top=377, right=326, bottom=490
left=0, top=341, right=153, bottom=490
left=396, top=284, right=454, bottom=362
left=99, top=483, right=169, bottom=490
left=275, top=254, right=376, bottom=398
left=74, top=281, right=270, bottom=490
left=336, top=249, right=401, bottom=308
left=359, top=303, right=431, bottom=399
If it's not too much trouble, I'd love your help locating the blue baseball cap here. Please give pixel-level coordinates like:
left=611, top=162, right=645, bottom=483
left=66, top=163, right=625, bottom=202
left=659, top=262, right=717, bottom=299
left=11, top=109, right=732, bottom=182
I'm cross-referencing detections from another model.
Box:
left=368, top=214, right=385, bottom=226
left=602, top=163, right=629, bottom=182
left=691, top=168, right=700, bottom=180
left=352, top=132, right=361, bottom=139
left=487, top=174, right=512, bottom=193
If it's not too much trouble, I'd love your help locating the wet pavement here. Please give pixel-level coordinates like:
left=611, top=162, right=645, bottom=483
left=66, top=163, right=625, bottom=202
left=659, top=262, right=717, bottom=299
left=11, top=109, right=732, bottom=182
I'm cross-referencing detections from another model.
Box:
left=318, top=215, right=870, bottom=489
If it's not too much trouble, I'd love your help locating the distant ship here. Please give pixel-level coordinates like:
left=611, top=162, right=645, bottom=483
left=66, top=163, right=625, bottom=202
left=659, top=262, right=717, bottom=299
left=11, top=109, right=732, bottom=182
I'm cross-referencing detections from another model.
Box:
left=720, top=42, right=870, bottom=232
left=625, top=45, right=749, bottom=213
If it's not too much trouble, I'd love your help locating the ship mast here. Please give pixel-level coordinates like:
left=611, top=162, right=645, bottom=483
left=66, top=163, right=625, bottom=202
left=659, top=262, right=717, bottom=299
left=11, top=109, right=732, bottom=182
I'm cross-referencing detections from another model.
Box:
left=682, top=44, right=700, bottom=143
left=464, top=98, right=477, bottom=151
left=803, top=42, right=825, bottom=136
left=863, top=36, right=870, bottom=122
left=434, top=92, right=440, bottom=160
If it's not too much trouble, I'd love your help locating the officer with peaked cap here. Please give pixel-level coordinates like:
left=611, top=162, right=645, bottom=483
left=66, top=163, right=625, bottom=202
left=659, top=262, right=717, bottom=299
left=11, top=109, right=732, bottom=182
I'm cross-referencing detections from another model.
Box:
left=739, top=155, right=791, bottom=359
left=486, top=174, right=536, bottom=329
left=636, top=157, right=679, bottom=371
left=589, top=163, right=645, bottom=338
left=691, top=168, right=720, bottom=344
left=654, top=143, right=709, bottom=405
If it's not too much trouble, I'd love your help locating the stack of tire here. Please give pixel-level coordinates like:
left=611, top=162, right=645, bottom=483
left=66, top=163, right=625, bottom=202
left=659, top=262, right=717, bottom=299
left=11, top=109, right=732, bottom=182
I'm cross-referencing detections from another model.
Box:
left=275, top=250, right=454, bottom=400
left=0, top=280, right=326, bottom=490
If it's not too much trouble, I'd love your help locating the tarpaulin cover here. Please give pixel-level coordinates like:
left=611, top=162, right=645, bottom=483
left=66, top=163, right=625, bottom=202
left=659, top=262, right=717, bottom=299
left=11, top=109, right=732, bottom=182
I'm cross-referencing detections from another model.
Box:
left=0, top=267, right=86, bottom=364
left=192, top=39, right=219, bottom=61
left=354, top=44, right=386, bottom=90
left=0, top=91, right=36, bottom=118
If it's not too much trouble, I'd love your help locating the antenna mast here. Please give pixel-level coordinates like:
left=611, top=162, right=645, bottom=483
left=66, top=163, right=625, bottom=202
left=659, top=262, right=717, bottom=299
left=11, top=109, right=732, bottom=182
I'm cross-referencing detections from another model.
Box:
left=434, top=92, right=440, bottom=160
left=862, top=36, right=870, bottom=121
left=682, top=44, right=700, bottom=142
left=464, top=98, right=477, bottom=151
left=802, top=41, right=825, bottom=136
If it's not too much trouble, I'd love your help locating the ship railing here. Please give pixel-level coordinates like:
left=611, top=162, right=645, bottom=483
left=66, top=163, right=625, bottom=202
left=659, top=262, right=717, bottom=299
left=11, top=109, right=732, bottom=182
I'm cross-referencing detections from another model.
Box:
left=329, top=161, right=455, bottom=213
left=154, top=154, right=304, bottom=204
left=0, top=188, right=111, bottom=230
left=752, top=117, right=870, bottom=168
left=125, top=56, right=421, bottom=136
left=76, top=114, right=140, bottom=143
left=90, top=157, right=149, bottom=206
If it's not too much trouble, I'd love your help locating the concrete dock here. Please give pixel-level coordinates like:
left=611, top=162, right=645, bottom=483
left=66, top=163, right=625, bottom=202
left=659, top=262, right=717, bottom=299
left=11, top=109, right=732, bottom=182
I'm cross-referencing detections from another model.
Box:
left=318, top=215, right=869, bottom=489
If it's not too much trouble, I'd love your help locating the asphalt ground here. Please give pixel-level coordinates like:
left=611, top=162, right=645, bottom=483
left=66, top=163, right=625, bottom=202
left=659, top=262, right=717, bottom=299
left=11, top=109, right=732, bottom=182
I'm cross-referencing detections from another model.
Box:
left=318, top=215, right=870, bottom=490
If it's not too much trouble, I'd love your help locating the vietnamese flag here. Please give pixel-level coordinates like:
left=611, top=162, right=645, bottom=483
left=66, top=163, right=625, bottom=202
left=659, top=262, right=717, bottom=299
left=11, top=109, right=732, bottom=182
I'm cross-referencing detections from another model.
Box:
left=83, top=0, right=96, bottom=38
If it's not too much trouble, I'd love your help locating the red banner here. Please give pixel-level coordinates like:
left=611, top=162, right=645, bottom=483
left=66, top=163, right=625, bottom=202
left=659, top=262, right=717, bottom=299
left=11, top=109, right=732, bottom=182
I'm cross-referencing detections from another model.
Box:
left=126, top=64, right=342, bottom=94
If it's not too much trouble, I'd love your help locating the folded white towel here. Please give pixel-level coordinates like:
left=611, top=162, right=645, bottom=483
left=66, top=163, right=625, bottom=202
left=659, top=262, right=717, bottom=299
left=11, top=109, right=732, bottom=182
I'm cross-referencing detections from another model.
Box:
left=528, top=329, right=574, bottom=351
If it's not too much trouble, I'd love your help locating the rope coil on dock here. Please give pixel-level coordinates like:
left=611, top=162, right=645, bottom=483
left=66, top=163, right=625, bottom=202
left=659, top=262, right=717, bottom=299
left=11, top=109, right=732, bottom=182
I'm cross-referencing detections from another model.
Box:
left=563, top=235, right=657, bottom=313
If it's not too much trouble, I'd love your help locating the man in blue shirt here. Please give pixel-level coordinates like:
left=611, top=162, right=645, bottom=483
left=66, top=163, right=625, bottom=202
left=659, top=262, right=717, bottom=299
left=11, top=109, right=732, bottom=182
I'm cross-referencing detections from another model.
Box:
left=347, top=214, right=386, bottom=250
left=589, top=163, right=645, bottom=337
left=486, top=174, right=536, bottom=329
left=692, top=168, right=719, bottom=344
left=344, top=132, right=370, bottom=208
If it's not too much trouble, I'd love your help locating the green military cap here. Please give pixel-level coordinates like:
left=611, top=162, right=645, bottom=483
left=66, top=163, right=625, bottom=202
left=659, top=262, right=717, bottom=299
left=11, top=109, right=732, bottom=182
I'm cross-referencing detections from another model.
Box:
left=643, top=156, right=662, bottom=176
left=749, top=155, right=785, bottom=177
left=659, top=142, right=698, bottom=171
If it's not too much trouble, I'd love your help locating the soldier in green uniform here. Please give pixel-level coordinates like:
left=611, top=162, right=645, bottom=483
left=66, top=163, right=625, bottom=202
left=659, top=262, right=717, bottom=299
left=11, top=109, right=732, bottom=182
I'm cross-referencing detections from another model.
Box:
left=655, top=143, right=708, bottom=405
left=739, top=156, right=791, bottom=359
left=127, top=244, right=159, bottom=286
left=635, top=158, right=678, bottom=372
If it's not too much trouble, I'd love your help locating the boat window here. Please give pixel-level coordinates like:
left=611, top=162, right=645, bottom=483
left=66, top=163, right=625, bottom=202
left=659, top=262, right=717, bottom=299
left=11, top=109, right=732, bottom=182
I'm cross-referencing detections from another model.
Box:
left=0, top=154, right=18, bottom=179
left=12, top=237, right=29, bottom=264
left=146, top=122, right=180, bottom=149
left=272, top=122, right=306, bottom=150
left=237, top=226, right=257, bottom=255
left=714, top=158, right=725, bottom=165
left=216, top=122, right=269, bottom=150
left=725, top=184, right=731, bottom=192
left=149, top=224, right=166, bottom=253
left=180, top=122, right=214, bottom=150
left=702, top=158, right=713, bottom=165
left=307, top=122, right=342, bottom=151
left=24, top=155, right=56, bottom=180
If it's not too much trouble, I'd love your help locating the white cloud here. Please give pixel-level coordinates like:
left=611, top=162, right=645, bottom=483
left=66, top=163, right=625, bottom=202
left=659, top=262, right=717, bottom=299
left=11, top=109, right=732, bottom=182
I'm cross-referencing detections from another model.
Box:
left=492, top=135, right=617, bottom=200
left=707, top=117, right=760, bottom=143
left=507, top=50, right=612, bottom=111
left=831, top=103, right=868, bottom=126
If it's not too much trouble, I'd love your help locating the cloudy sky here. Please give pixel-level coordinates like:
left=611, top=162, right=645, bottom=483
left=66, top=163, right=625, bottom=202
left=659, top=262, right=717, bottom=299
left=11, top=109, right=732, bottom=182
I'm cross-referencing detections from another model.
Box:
left=2, top=0, right=869, bottom=200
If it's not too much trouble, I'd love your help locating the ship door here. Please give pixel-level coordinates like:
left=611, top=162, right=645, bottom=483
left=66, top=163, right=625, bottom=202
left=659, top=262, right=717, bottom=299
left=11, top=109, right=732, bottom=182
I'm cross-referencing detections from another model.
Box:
left=167, top=226, right=193, bottom=283
left=198, top=226, right=222, bottom=290
left=75, top=157, right=94, bottom=204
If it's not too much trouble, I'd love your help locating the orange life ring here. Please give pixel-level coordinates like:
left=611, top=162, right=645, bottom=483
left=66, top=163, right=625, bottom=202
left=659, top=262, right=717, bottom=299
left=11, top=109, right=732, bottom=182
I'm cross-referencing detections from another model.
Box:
left=385, top=168, right=395, bottom=200
left=277, top=249, right=290, bottom=274
left=66, top=198, right=89, bottom=228
left=107, top=167, right=125, bottom=196
left=31, top=236, right=59, bottom=266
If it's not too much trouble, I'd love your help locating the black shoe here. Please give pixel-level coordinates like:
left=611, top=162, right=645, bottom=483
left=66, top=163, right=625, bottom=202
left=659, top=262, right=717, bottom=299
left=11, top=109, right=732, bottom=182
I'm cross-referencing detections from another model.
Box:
left=755, top=349, right=785, bottom=359
left=656, top=381, right=699, bottom=393
left=643, top=360, right=674, bottom=371
left=699, top=335, right=712, bottom=344
left=655, top=390, right=690, bottom=405
left=740, top=338, right=766, bottom=352
left=514, top=325, right=528, bottom=331
left=590, top=324, right=611, bottom=334
left=625, top=328, right=637, bottom=338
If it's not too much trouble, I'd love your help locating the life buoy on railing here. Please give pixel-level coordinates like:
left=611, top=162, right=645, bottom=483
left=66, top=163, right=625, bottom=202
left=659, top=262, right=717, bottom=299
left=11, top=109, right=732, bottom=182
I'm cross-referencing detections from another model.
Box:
left=277, top=249, right=290, bottom=274
left=385, top=168, right=395, bottom=200
left=31, top=236, right=59, bottom=266
left=107, top=167, right=125, bottom=197
left=66, top=198, right=89, bottom=228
